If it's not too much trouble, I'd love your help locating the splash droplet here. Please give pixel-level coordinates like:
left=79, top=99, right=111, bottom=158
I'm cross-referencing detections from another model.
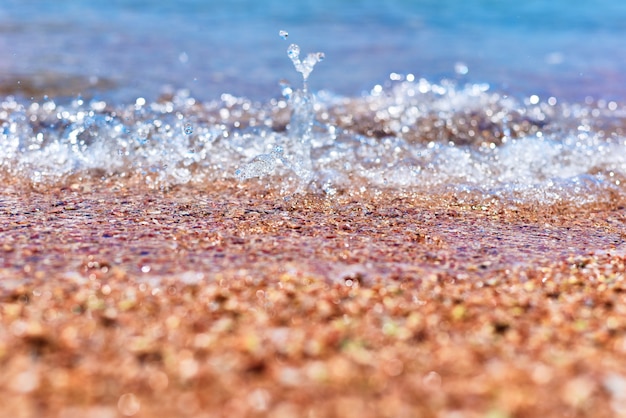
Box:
left=235, top=153, right=277, bottom=180
left=287, top=44, right=300, bottom=60
left=454, top=62, right=469, bottom=75
left=184, top=124, right=193, bottom=135
left=279, top=80, right=293, bottom=99
left=279, top=30, right=288, bottom=40
left=286, top=43, right=324, bottom=82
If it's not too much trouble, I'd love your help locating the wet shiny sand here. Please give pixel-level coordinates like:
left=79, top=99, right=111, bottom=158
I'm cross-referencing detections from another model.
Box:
left=1, top=182, right=626, bottom=417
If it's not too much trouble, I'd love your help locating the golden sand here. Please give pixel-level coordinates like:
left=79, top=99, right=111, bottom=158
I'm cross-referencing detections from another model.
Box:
left=1, top=182, right=626, bottom=417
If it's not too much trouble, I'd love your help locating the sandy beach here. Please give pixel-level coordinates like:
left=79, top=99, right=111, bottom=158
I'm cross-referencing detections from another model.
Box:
left=3, top=0, right=626, bottom=416
left=1, top=181, right=625, bottom=417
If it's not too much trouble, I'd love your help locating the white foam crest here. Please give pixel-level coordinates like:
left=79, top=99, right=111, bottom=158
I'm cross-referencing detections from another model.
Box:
left=0, top=95, right=235, bottom=187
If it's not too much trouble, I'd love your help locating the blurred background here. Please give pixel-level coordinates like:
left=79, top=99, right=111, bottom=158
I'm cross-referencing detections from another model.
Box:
left=1, top=0, right=625, bottom=102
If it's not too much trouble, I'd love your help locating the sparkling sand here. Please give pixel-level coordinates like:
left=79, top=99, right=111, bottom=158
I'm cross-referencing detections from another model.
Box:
left=1, top=182, right=626, bottom=417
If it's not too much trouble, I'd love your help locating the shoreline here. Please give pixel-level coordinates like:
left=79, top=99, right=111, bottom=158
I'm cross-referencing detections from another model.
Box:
left=1, top=183, right=626, bottom=417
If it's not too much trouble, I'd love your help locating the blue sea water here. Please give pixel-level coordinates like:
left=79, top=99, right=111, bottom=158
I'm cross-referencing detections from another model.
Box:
left=1, top=0, right=626, bottom=201
left=2, top=0, right=626, bottom=101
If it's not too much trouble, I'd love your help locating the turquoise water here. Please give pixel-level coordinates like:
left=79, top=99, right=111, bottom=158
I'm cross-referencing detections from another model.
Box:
left=1, top=0, right=626, bottom=202
left=2, top=0, right=626, bottom=101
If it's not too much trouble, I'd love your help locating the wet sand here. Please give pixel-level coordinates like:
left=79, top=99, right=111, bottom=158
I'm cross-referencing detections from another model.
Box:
left=1, top=181, right=626, bottom=417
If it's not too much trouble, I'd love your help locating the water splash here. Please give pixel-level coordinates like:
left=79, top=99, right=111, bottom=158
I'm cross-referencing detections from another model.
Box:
left=235, top=31, right=324, bottom=188
left=235, top=146, right=289, bottom=180
left=286, top=44, right=325, bottom=87
left=1, top=48, right=626, bottom=203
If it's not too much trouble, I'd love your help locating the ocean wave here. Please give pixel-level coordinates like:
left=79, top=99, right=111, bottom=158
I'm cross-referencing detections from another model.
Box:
left=1, top=76, right=625, bottom=203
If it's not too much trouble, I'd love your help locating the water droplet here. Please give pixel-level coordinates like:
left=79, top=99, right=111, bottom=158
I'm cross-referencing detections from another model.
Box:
left=279, top=80, right=293, bottom=99
left=279, top=30, right=288, bottom=40
left=184, top=124, right=193, bottom=135
left=285, top=40, right=324, bottom=82
left=287, top=44, right=300, bottom=59
left=454, top=62, right=469, bottom=75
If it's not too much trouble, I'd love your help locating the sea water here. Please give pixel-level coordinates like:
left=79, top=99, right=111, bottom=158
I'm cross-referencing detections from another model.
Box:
left=1, top=0, right=626, bottom=203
